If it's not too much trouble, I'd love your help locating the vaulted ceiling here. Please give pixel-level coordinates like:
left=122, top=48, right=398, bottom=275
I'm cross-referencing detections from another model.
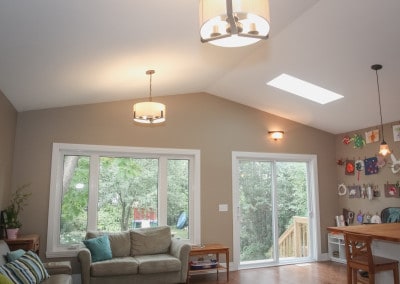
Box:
left=1, top=0, right=399, bottom=134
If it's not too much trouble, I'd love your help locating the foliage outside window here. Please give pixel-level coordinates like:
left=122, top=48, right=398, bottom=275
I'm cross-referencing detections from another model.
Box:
left=47, top=143, right=200, bottom=257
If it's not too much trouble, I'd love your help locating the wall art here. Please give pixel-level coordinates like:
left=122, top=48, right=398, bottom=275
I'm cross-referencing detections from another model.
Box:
left=393, top=124, right=400, bottom=142
left=365, top=129, right=379, bottom=143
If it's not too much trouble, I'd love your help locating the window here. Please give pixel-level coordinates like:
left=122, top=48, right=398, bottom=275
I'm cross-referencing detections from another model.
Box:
left=46, top=143, right=200, bottom=257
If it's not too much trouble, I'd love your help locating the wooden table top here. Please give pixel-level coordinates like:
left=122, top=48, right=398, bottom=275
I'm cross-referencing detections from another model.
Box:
left=190, top=243, right=229, bottom=252
left=327, top=223, right=400, bottom=243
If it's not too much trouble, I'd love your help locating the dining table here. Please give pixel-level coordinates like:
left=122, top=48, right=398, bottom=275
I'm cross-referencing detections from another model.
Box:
left=327, top=223, right=400, bottom=284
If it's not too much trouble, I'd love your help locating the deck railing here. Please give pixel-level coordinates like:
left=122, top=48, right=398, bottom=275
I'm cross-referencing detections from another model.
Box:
left=278, top=216, right=309, bottom=258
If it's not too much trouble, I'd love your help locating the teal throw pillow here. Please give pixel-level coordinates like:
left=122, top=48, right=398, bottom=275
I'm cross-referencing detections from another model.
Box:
left=6, top=249, right=25, bottom=262
left=83, top=235, right=112, bottom=262
left=0, top=250, right=49, bottom=283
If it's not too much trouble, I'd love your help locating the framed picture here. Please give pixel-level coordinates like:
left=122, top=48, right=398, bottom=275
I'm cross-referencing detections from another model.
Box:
left=365, top=129, right=379, bottom=143
left=345, top=160, right=355, bottom=175
left=393, top=124, right=400, bottom=142
left=384, top=184, right=399, bottom=197
left=348, top=185, right=361, bottom=198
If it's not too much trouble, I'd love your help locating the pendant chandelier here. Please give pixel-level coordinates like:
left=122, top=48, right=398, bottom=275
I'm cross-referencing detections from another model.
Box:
left=371, top=64, right=390, bottom=156
left=133, top=70, right=166, bottom=124
left=199, top=0, right=270, bottom=48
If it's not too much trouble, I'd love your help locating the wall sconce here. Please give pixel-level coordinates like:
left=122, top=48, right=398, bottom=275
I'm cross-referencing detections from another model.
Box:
left=269, top=131, right=284, bottom=141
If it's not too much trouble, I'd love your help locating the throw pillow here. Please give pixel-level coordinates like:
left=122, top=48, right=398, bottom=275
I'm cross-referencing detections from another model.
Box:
left=130, top=226, right=171, bottom=256
left=83, top=235, right=112, bottom=262
left=6, top=249, right=26, bottom=262
left=0, top=250, right=49, bottom=283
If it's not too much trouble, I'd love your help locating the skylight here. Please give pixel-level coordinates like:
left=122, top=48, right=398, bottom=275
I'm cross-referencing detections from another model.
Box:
left=267, top=73, right=343, bottom=104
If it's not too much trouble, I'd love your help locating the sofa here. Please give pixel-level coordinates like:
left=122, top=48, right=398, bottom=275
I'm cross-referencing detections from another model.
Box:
left=0, top=240, right=72, bottom=284
left=78, top=226, right=191, bottom=284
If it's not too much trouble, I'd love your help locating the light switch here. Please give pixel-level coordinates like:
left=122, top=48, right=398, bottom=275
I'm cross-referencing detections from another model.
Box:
left=219, top=204, right=228, bottom=212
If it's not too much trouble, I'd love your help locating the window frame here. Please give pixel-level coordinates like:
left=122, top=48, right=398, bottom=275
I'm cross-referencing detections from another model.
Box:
left=46, top=143, right=201, bottom=258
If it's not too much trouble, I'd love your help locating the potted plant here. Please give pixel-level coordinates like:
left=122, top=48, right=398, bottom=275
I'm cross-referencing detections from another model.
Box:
left=4, top=184, right=31, bottom=239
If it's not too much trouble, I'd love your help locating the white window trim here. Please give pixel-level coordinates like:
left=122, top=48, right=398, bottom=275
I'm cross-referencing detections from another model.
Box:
left=47, top=143, right=201, bottom=258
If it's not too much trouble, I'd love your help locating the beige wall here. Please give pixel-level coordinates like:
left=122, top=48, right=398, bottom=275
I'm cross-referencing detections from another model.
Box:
left=0, top=91, right=17, bottom=210
left=336, top=123, right=400, bottom=222
left=11, top=92, right=337, bottom=265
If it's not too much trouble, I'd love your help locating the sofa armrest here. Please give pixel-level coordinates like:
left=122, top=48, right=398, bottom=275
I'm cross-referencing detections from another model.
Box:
left=44, top=261, right=72, bottom=275
left=77, top=247, right=92, bottom=284
left=170, top=238, right=191, bottom=283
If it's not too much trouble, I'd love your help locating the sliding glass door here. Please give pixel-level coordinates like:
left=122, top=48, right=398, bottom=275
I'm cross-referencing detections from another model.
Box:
left=232, top=152, right=319, bottom=269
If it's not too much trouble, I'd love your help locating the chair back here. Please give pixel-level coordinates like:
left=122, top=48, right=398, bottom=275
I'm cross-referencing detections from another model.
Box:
left=344, top=232, right=375, bottom=273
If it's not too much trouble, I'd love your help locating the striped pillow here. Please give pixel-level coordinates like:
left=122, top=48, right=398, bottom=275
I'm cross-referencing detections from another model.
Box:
left=0, top=251, right=49, bottom=283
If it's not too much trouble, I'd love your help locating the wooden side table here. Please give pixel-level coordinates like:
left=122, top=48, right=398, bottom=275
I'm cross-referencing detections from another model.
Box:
left=187, top=243, right=229, bottom=283
left=4, top=234, right=40, bottom=254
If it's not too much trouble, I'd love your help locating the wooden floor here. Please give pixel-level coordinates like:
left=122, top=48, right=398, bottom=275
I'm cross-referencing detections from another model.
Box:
left=188, top=261, right=350, bottom=284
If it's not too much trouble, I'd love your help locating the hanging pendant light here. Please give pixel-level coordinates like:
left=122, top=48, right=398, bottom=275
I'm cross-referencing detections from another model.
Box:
left=199, top=0, right=270, bottom=47
left=371, top=64, right=390, bottom=156
left=133, top=70, right=166, bottom=124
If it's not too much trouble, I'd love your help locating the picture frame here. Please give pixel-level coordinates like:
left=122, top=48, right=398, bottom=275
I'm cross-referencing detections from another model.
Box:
left=348, top=185, right=361, bottom=198
left=365, top=129, right=379, bottom=143
left=393, top=124, right=400, bottom=142
left=384, top=184, right=399, bottom=197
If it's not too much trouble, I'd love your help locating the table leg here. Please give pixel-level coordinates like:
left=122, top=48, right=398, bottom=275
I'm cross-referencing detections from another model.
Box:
left=226, top=249, right=229, bottom=281
left=216, top=252, right=219, bottom=280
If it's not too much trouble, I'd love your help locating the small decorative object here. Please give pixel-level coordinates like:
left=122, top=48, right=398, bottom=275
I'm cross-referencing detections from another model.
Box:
left=367, top=185, right=373, bottom=200
left=351, top=134, right=365, bottom=149
left=370, top=213, right=382, bottom=223
left=393, top=124, right=400, bottom=142
left=335, top=215, right=345, bottom=227
left=361, top=185, right=366, bottom=198
left=365, top=129, right=379, bottom=144
left=338, top=184, right=347, bottom=196
left=345, top=160, right=355, bottom=175
left=365, top=212, right=372, bottom=223
left=336, top=159, right=344, bottom=166
left=384, top=183, right=399, bottom=197
left=364, top=157, right=378, bottom=175
left=342, top=135, right=351, bottom=145
left=355, top=160, right=364, bottom=181
left=4, top=184, right=31, bottom=239
left=348, top=185, right=361, bottom=198
left=390, top=153, right=400, bottom=174
left=373, top=185, right=381, bottom=197
left=356, top=210, right=364, bottom=224
left=376, top=154, right=386, bottom=168
left=347, top=211, right=354, bottom=225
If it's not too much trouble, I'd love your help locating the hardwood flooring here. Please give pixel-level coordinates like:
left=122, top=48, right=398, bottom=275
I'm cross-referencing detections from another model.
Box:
left=188, top=261, right=349, bottom=284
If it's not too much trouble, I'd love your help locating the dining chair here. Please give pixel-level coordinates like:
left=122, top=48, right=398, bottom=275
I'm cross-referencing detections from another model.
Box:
left=344, top=232, right=399, bottom=284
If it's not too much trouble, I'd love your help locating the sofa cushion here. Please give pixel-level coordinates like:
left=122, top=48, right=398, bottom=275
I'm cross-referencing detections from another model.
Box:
left=83, top=235, right=112, bottom=262
left=135, top=254, right=181, bottom=274
left=130, top=226, right=171, bottom=256
left=90, top=257, right=139, bottom=277
left=0, top=250, right=49, bottom=283
left=0, top=241, right=10, bottom=266
left=86, top=231, right=130, bottom=257
left=42, top=274, right=72, bottom=284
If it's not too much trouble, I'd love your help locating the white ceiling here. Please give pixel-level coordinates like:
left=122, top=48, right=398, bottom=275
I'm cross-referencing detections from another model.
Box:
left=1, top=0, right=399, bottom=134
